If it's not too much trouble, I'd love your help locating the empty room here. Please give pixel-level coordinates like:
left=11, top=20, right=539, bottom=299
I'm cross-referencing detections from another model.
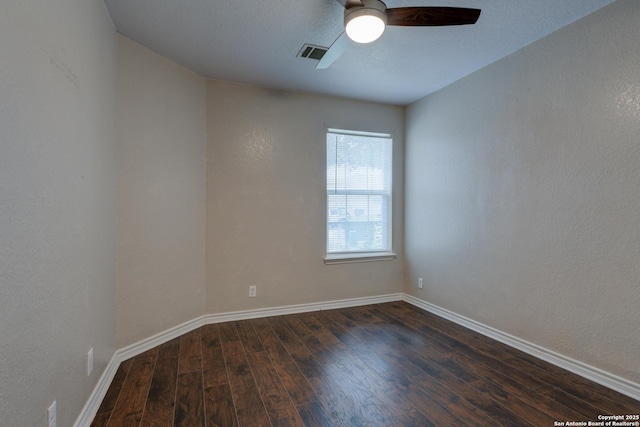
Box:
left=1, top=0, right=639, bottom=426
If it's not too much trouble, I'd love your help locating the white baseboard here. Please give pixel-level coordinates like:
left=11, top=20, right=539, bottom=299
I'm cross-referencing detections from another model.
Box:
left=73, top=353, right=120, bottom=427
left=74, top=293, right=403, bottom=426
left=403, top=294, right=640, bottom=402
left=202, top=293, right=404, bottom=324
left=117, top=316, right=206, bottom=362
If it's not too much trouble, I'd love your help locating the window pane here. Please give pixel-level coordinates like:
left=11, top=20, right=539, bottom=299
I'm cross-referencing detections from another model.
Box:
left=326, top=129, right=392, bottom=254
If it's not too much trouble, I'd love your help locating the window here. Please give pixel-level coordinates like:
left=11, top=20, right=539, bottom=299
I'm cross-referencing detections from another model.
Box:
left=325, top=129, right=394, bottom=263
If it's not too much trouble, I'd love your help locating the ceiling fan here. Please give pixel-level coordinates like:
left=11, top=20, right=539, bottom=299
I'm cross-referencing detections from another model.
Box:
left=316, top=0, right=481, bottom=69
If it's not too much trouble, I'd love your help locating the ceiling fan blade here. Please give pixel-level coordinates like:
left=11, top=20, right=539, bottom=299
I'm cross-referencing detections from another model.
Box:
left=334, top=0, right=363, bottom=9
left=316, top=32, right=351, bottom=69
left=386, top=7, right=481, bottom=26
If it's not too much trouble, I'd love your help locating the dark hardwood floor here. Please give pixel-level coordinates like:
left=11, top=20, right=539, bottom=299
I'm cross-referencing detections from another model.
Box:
left=91, top=301, right=640, bottom=426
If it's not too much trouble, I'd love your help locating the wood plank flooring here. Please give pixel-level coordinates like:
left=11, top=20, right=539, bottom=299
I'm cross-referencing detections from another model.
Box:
left=91, top=302, right=640, bottom=426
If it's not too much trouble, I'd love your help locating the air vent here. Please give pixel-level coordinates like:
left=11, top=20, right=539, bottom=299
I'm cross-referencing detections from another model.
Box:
left=297, top=44, right=328, bottom=61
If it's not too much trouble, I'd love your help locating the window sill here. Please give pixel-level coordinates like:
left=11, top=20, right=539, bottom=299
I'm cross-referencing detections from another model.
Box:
left=324, top=252, right=397, bottom=265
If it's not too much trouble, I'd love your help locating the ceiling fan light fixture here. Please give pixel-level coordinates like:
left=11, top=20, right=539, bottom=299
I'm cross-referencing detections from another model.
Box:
left=344, top=0, right=387, bottom=44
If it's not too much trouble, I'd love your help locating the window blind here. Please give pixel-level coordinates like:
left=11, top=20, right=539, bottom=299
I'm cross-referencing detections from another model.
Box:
left=326, top=129, right=392, bottom=254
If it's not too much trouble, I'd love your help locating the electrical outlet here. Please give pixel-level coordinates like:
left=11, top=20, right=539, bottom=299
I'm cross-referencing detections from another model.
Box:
left=87, top=348, right=93, bottom=376
left=48, top=401, right=56, bottom=427
left=418, top=277, right=423, bottom=289
left=249, top=285, right=256, bottom=298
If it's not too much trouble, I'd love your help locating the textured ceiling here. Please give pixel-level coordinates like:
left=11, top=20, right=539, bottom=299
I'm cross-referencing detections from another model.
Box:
left=103, top=0, right=616, bottom=105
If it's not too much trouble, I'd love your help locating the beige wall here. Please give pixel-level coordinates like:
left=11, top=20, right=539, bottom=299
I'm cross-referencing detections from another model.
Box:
left=206, top=81, right=404, bottom=313
left=404, top=0, right=640, bottom=384
left=116, top=35, right=207, bottom=347
left=0, top=0, right=117, bottom=425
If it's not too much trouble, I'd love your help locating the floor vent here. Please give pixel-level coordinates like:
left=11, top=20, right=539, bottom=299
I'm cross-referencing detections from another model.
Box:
left=298, top=44, right=328, bottom=61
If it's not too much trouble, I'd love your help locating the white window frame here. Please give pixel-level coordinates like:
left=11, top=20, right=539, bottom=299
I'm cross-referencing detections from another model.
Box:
left=324, top=128, right=396, bottom=264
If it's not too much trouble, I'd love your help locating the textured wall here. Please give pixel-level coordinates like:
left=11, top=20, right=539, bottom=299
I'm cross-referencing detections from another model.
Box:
left=116, top=35, right=207, bottom=347
left=0, top=0, right=117, bottom=425
left=404, top=0, right=640, bottom=384
left=206, top=81, right=404, bottom=313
